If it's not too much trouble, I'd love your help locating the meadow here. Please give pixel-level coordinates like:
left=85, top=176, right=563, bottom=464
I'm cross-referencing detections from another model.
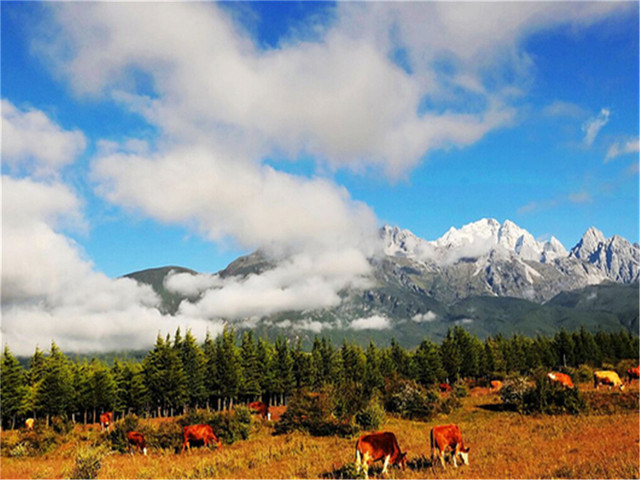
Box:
left=1, top=382, right=638, bottom=479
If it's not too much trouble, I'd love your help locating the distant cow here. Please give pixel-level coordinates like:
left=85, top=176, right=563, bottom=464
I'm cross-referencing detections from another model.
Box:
left=547, top=372, right=574, bottom=389
left=627, top=366, right=639, bottom=383
left=430, top=424, right=469, bottom=468
left=25, top=418, right=34, bottom=430
left=594, top=370, right=625, bottom=391
left=439, top=383, right=452, bottom=393
left=248, top=401, right=270, bottom=420
left=100, top=412, right=113, bottom=431
left=490, top=380, right=503, bottom=392
left=355, top=431, right=407, bottom=479
left=182, top=424, right=222, bottom=453
left=127, top=431, right=147, bottom=456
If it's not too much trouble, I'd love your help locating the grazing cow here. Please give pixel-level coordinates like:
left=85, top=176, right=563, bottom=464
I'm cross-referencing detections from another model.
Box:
left=439, top=383, right=452, bottom=393
left=126, top=431, right=147, bottom=456
left=100, top=412, right=113, bottom=431
left=181, top=424, right=222, bottom=453
left=355, top=431, right=407, bottom=479
left=490, top=380, right=503, bottom=392
left=594, top=370, right=625, bottom=391
left=25, top=418, right=34, bottom=430
left=627, top=366, right=639, bottom=383
left=430, top=424, right=469, bottom=468
left=547, top=372, right=575, bottom=389
left=248, top=401, right=270, bottom=420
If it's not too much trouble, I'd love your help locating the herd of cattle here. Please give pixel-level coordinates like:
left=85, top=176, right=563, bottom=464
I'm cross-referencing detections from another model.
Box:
left=20, top=366, right=639, bottom=477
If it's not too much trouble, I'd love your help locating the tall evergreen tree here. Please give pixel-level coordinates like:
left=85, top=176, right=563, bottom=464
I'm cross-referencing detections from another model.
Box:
left=272, top=336, right=295, bottom=405
left=142, top=334, right=186, bottom=416
left=413, top=339, right=444, bottom=386
left=203, top=331, right=221, bottom=410
left=440, top=329, right=462, bottom=381
left=256, top=336, right=275, bottom=404
left=363, top=341, right=384, bottom=396
left=216, top=328, right=242, bottom=409
left=180, top=329, right=206, bottom=410
left=36, top=342, right=73, bottom=423
left=1, top=346, right=27, bottom=429
left=240, top=331, right=262, bottom=401
left=291, top=338, right=313, bottom=390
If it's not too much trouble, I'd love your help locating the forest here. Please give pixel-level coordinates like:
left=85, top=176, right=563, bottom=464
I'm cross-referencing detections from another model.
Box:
left=1, top=326, right=638, bottom=430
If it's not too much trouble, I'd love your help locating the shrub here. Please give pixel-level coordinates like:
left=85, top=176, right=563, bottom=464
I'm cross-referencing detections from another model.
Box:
left=145, top=420, right=183, bottom=451
left=70, top=445, right=107, bottom=479
left=275, top=389, right=358, bottom=437
left=571, top=364, right=594, bottom=383
left=178, top=407, right=253, bottom=446
left=501, top=375, right=586, bottom=415
left=355, top=399, right=385, bottom=432
left=384, top=378, right=439, bottom=421
left=451, top=379, right=469, bottom=398
left=585, top=390, right=640, bottom=414
left=108, top=414, right=140, bottom=453
left=50, top=415, right=73, bottom=435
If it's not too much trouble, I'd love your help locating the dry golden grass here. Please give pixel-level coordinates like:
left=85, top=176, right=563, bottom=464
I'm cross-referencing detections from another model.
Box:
left=2, top=384, right=638, bottom=479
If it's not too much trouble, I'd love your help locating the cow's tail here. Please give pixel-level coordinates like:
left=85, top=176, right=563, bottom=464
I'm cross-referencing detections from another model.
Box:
left=355, top=439, right=361, bottom=472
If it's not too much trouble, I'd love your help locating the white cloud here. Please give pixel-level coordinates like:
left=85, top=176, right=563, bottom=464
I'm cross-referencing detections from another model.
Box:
left=349, top=315, right=392, bottom=331
left=2, top=99, right=86, bottom=176
left=582, top=108, right=610, bottom=146
left=542, top=100, right=586, bottom=119
left=176, top=249, right=374, bottom=320
left=165, top=271, right=222, bottom=297
left=412, top=311, right=437, bottom=323
left=605, top=138, right=639, bottom=163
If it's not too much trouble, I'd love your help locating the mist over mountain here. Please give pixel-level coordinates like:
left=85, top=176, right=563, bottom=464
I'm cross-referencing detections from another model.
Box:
left=126, top=219, right=639, bottom=347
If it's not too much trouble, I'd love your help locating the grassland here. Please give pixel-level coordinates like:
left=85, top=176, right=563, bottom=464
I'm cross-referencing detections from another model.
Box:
left=2, top=383, right=638, bottom=479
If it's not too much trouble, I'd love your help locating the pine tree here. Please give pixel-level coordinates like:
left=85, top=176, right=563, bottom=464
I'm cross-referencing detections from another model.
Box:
left=272, top=336, right=294, bottom=405
left=440, top=329, right=462, bottom=381
left=256, top=336, right=274, bottom=404
left=142, top=334, right=186, bottom=416
left=413, top=339, right=444, bottom=387
left=88, top=359, right=117, bottom=419
left=388, top=338, right=412, bottom=378
left=363, top=341, right=384, bottom=396
left=291, top=338, right=313, bottom=390
left=203, top=331, right=221, bottom=410
left=553, top=329, right=575, bottom=368
left=180, top=330, right=206, bottom=410
left=1, top=346, right=27, bottom=429
left=36, top=342, right=73, bottom=423
left=240, top=331, right=262, bottom=401
left=216, top=328, right=242, bottom=409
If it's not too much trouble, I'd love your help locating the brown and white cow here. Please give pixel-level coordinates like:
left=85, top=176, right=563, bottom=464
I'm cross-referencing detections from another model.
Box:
left=181, top=424, right=222, bottom=453
left=127, top=431, right=147, bottom=456
left=627, top=366, right=639, bottom=383
left=355, top=431, right=407, bottom=479
left=248, top=401, right=270, bottom=420
left=100, top=412, right=113, bottom=431
left=547, top=372, right=575, bottom=389
left=594, top=370, right=625, bottom=391
left=430, top=424, right=469, bottom=468
left=25, top=418, right=34, bottom=430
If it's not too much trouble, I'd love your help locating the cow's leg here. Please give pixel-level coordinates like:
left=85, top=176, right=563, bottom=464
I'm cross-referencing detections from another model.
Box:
left=362, top=452, right=370, bottom=480
left=452, top=445, right=460, bottom=468
left=355, top=449, right=361, bottom=473
left=439, top=450, right=446, bottom=468
left=382, top=455, right=390, bottom=475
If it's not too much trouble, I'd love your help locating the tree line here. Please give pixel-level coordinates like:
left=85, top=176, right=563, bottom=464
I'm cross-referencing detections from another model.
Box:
left=1, top=326, right=637, bottom=429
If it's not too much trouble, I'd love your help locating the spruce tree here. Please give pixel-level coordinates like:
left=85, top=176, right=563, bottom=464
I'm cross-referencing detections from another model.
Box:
left=272, top=336, right=294, bottom=405
left=216, top=328, right=242, bottom=409
left=36, top=342, right=73, bottom=422
left=363, top=341, right=384, bottom=396
left=413, top=339, right=444, bottom=386
left=1, top=346, right=27, bottom=429
left=180, top=329, right=206, bottom=410
left=256, top=336, right=274, bottom=404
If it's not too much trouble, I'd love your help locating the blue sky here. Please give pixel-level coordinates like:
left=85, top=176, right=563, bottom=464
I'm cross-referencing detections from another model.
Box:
left=1, top=2, right=638, bottom=353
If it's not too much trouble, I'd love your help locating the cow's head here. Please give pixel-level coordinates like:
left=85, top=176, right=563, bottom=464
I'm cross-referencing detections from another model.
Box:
left=459, top=446, right=470, bottom=466
left=396, top=451, right=407, bottom=470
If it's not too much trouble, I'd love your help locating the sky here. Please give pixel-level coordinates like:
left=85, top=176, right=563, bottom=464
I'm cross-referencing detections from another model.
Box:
left=2, top=1, right=639, bottom=355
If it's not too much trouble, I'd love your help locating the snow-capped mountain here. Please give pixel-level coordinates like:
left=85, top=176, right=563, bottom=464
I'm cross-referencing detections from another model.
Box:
left=380, top=218, right=638, bottom=303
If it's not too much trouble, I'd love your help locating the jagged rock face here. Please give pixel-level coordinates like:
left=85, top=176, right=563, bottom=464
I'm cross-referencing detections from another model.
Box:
left=380, top=219, right=638, bottom=304
left=569, top=227, right=640, bottom=283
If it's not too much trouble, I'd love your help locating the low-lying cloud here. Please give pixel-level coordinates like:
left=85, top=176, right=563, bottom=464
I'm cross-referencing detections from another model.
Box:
left=348, top=315, right=392, bottom=331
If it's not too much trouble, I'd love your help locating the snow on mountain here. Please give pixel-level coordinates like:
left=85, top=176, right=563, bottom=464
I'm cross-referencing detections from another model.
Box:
left=570, top=228, right=640, bottom=283
left=382, top=218, right=568, bottom=265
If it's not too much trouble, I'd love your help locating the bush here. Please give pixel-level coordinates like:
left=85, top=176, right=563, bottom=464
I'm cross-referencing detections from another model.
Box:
left=500, top=377, right=532, bottom=412
left=354, top=399, right=385, bottom=432
left=501, top=375, right=586, bottom=415
left=145, top=420, right=183, bottom=451
left=585, top=390, right=640, bottom=414
left=275, top=389, right=358, bottom=437
left=108, top=414, right=140, bottom=453
left=571, top=364, right=594, bottom=383
left=70, top=445, right=107, bottom=479
left=178, top=407, right=253, bottom=446
left=50, top=416, right=73, bottom=435
left=384, top=378, right=439, bottom=421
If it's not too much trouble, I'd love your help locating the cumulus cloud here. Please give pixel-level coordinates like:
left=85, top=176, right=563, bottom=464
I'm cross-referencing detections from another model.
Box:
left=174, top=249, right=374, bottom=320
left=2, top=99, right=86, bottom=176
left=582, top=108, right=610, bottom=146
left=412, top=311, right=438, bottom=323
left=605, top=137, right=639, bottom=163
left=349, top=315, right=392, bottom=331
